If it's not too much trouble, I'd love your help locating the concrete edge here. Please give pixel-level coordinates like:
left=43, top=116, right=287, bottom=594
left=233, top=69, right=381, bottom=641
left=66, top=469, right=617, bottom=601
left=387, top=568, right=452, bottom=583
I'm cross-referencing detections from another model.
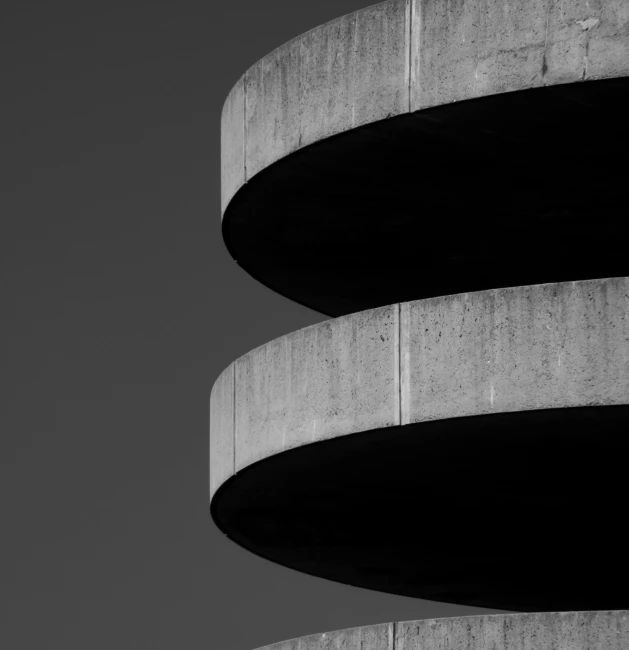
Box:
left=210, top=277, right=629, bottom=505
left=252, top=611, right=629, bottom=650
left=221, top=0, right=629, bottom=216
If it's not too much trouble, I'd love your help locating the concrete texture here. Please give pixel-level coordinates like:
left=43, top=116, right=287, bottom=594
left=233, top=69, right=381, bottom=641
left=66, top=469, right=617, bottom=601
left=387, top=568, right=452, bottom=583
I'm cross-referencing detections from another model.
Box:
left=245, top=33, right=303, bottom=182
left=233, top=304, right=399, bottom=473
left=401, top=277, right=629, bottom=425
left=396, top=612, right=629, bottom=650
left=243, top=0, right=409, bottom=182
left=253, top=612, right=629, bottom=650
left=220, top=76, right=245, bottom=215
left=297, top=1, right=410, bottom=153
left=261, top=623, right=391, bottom=650
left=221, top=0, right=629, bottom=214
left=210, top=277, right=629, bottom=502
left=209, top=364, right=234, bottom=501
left=410, top=0, right=629, bottom=109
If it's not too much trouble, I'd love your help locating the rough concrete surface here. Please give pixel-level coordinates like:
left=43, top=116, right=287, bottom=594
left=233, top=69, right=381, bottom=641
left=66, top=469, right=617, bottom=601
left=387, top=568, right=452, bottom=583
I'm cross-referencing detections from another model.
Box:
left=396, top=612, right=629, bottom=650
left=221, top=0, right=629, bottom=213
left=410, top=0, right=629, bottom=109
left=401, top=277, right=629, bottom=425
left=210, top=277, right=629, bottom=502
left=233, top=304, right=399, bottom=473
left=220, top=76, right=245, bottom=215
left=209, top=364, right=234, bottom=501
left=253, top=612, right=629, bottom=650
left=243, top=0, right=409, bottom=182
left=245, top=33, right=303, bottom=182
left=261, top=622, right=391, bottom=650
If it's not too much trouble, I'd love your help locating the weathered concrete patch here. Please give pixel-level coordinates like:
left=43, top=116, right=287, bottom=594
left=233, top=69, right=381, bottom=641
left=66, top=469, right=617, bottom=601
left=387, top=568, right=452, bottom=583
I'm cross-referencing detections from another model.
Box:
left=223, top=0, right=409, bottom=213
left=260, top=623, right=392, bottom=650
left=245, top=35, right=302, bottom=181
left=401, top=277, right=629, bottom=425
left=233, top=305, right=399, bottom=473
left=299, top=0, right=410, bottom=150
left=251, top=613, right=629, bottom=650
left=209, top=363, right=234, bottom=501
left=396, top=611, right=629, bottom=650
left=220, top=76, right=245, bottom=215
left=221, top=0, right=629, bottom=215
left=211, top=278, right=629, bottom=502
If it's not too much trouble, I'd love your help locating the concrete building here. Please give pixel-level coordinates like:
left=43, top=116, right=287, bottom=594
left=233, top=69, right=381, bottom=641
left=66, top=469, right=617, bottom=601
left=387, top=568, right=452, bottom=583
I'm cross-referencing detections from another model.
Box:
left=212, top=0, right=629, bottom=647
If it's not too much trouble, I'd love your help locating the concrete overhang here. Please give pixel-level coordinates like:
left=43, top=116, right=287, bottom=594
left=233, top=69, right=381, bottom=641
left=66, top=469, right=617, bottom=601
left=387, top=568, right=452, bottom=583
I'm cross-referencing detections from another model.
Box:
left=210, top=278, right=629, bottom=611
left=220, top=0, right=629, bottom=316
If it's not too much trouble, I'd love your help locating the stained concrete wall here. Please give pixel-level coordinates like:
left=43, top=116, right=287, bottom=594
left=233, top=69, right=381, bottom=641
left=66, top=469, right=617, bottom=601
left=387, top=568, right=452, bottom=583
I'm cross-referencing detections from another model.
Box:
left=234, top=305, right=399, bottom=473
left=210, top=277, right=629, bottom=502
left=254, top=612, right=629, bottom=650
left=220, top=77, right=245, bottom=215
left=242, top=0, right=410, bottom=184
left=410, top=0, right=629, bottom=109
left=401, top=278, right=629, bottom=425
left=221, top=0, right=629, bottom=213
left=210, top=305, right=399, bottom=500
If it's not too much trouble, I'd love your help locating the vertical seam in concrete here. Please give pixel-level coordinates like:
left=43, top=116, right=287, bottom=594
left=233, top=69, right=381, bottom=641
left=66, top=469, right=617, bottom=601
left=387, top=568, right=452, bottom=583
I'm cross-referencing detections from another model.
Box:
left=243, top=72, right=248, bottom=182
left=541, top=0, right=551, bottom=83
left=397, top=303, right=402, bottom=426
left=298, top=35, right=304, bottom=148
left=392, top=621, right=397, bottom=650
left=352, top=11, right=358, bottom=128
left=475, top=0, right=482, bottom=85
left=407, top=0, right=412, bottom=113
left=232, top=362, right=236, bottom=477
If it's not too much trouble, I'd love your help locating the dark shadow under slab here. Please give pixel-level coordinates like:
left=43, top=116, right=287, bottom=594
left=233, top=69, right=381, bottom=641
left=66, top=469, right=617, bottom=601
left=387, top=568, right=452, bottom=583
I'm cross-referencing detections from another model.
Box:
left=212, top=405, right=629, bottom=612
left=223, top=77, right=629, bottom=316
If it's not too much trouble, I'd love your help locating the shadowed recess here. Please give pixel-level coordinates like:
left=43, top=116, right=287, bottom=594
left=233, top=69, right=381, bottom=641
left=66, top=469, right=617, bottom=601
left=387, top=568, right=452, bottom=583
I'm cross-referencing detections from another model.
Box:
left=212, top=405, right=629, bottom=612
left=223, top=78, right=629, bottom=316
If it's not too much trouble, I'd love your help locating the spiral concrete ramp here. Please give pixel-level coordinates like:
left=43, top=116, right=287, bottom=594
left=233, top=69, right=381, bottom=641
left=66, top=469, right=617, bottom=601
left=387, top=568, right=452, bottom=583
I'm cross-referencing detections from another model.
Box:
left=211, top=0, right=629, bottom=645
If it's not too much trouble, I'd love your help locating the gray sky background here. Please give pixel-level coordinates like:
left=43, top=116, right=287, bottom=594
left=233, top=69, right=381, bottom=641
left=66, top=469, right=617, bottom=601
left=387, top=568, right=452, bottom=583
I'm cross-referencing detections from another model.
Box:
left=1, top=1, right=506, bottom=648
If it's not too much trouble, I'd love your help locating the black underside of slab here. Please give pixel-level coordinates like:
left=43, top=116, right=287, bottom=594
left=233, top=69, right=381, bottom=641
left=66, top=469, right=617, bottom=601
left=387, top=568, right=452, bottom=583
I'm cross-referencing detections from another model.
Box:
left=223, top=78, right=629, bottom=317
left=212, top=405, right=629, bottom=612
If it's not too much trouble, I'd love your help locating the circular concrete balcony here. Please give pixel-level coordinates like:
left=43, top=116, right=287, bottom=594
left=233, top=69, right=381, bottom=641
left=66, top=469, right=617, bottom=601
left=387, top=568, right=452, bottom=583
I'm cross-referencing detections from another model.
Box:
left=221, top=0, right=629, bottom=316
left=211, top=278, right=629, bottom=612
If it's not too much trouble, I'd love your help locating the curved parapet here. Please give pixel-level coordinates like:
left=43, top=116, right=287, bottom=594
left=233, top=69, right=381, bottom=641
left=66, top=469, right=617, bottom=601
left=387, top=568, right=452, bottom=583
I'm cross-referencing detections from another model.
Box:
left=211, top=277, right=629, bottom=496
left=210, top=304, right=400, bottom=500
left=221, top=0, right=410, bottom=214
left=222, top=0, right=629, bottom=214
left=221, top=0, right=629, bottom=316
left=255, top=612, right=629, bottom=650
left=210, top=277, right=629, bottom=611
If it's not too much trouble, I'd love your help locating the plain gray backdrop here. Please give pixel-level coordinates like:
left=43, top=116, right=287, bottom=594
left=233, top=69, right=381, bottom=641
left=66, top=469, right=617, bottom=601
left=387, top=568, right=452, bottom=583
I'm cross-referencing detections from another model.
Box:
left=0, top=1, right=506, bottom=648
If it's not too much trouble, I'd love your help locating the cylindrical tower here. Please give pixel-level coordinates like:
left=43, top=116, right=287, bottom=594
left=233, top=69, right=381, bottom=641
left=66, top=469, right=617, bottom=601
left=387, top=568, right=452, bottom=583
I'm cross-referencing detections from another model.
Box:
left=211, top=0, right=629, bottom=647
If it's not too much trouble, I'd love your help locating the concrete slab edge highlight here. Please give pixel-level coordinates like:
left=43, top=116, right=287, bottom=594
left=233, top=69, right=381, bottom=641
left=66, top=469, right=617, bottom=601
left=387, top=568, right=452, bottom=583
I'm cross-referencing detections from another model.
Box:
left=210, top=277, right=629, bottom=502
left=253, top=611, right=629, bottom=650
left=221, top=0, right=629, bottom=214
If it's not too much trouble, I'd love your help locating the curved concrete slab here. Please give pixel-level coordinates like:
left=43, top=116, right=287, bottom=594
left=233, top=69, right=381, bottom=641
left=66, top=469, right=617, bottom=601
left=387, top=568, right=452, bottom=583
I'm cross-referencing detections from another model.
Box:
left=221, top=0, right=629, bottom=214
left=210, top=304, right=400, bottom=501
left=209, top=364, right=234, bottom=499
left=210, top=278, right=629, bottom=609
left=222, top=74, right=629, bottom=317
left=401, top=278, right=629, bottom=424
left=255, top=612, right=629, bottom=650
left=211, top=277, right=629, bottom=501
